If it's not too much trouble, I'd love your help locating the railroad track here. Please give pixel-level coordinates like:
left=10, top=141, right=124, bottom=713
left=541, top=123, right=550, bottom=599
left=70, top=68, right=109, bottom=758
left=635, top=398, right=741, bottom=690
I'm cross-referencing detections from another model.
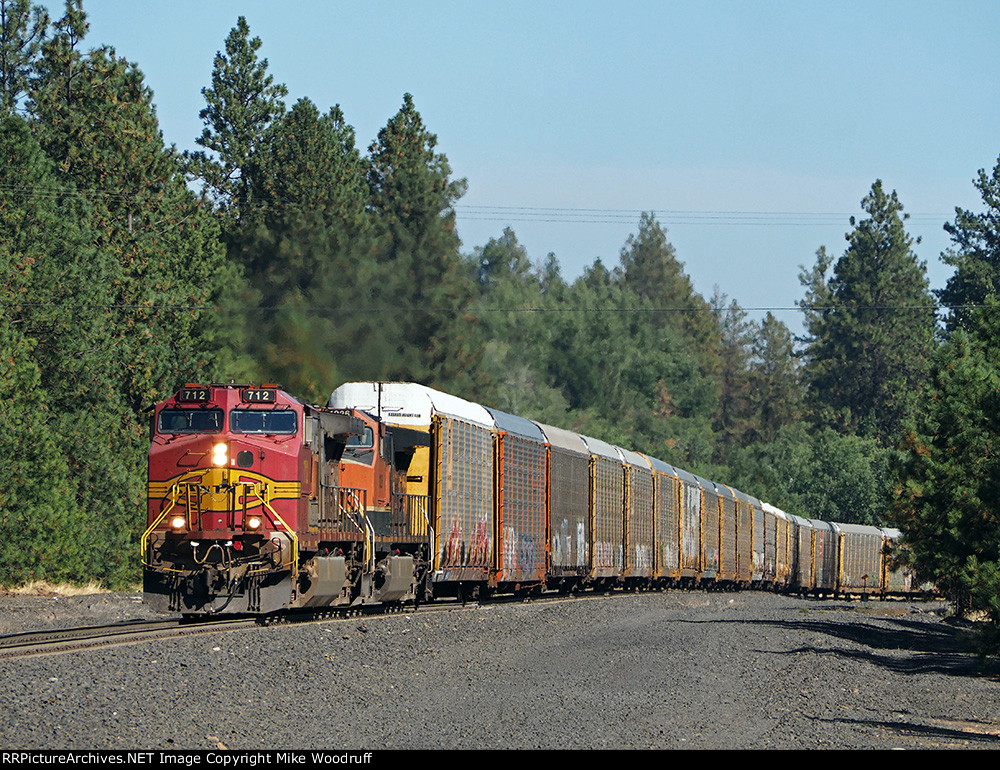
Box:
left=0, top=590, right=619, bottom=661
left=0, top=617, right=260, bottom=660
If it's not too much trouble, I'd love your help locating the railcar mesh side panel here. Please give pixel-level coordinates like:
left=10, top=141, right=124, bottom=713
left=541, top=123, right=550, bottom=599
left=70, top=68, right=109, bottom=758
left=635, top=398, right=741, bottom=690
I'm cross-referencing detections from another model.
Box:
left=681, top=482, right=701, bottom=572
left=435, top=416, right=493, bottom=575
left=736, top=500, right=753, bottom=582
left=497, top=432, right=547, bottom=582
left=720, top=495, right=737, bottom=578
left=591, top=455, right=624, bottom=576
left=701, top=489, right=720, bottom=578
left=815, top=528, right=837, bottom=590
left=786, top=520, right=799, bottom=583
left=549, top=448, right=590, bottom=574
left=626, top=465, right=654, bottom=577
left=775, top=516, right=789, bottom=582
left=839, top=531, right=882, bottom=591
left=655, top=473, right=680, bottom=577
left=764, top=510, right=777, bottom=581
left=752, top=507, right=765, bottom=581
left=797, top=528, right=814, bottom=589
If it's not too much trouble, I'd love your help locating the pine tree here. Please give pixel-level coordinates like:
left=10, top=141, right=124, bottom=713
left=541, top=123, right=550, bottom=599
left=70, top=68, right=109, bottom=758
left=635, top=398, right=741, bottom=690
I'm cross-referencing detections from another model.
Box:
left=618, top=212, right=721, bottom=379
left=749, top=312, right=802, bottom=444
left=800, top=181, right=936, bottom=444
left=365, top=93, right=473, bottom=385
left=938, top=155, right=1000, bottom=333
left=710, top=292, right=756, bottom=457
left=252, top=98, right=366, bottom=236
left=896, top=299, right=1000, bottom=620
left=0, top=111, right=105, bottom=584
left=0, top=0, right=47, bottom=114
left=187, top=15, right=287, bottom=229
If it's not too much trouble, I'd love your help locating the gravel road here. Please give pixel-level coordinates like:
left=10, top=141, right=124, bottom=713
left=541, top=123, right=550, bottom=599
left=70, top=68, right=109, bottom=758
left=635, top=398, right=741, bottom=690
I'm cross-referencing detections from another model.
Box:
left=0, top=590, right=996, bottom=750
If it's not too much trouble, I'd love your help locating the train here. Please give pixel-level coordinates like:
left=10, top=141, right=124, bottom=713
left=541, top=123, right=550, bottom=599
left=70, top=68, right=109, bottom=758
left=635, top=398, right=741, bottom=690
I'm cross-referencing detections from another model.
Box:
left=142, top=381, right=916, bottom=614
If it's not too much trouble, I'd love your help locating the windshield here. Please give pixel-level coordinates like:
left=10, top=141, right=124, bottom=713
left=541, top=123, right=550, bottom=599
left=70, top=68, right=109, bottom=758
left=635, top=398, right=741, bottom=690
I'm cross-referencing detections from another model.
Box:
left=157, top=408, right=224, bottom=434
left=346, top=427, right=374, bottom=449
left=230, top=409, right=297, bottom=435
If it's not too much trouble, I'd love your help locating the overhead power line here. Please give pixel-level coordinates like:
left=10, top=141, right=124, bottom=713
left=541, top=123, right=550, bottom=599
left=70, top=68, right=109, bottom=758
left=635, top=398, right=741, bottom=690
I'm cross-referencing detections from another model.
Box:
left=454, top=204, right=953, bottom=227
left=0, top=300, right=981, bottom=315
left=0, top=183, right=956, bottom=226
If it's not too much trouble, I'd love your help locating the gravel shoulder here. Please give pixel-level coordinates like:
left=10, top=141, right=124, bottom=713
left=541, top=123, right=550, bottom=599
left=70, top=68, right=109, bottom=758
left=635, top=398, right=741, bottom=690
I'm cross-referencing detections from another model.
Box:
left=0, top=590, right=996, bottom=750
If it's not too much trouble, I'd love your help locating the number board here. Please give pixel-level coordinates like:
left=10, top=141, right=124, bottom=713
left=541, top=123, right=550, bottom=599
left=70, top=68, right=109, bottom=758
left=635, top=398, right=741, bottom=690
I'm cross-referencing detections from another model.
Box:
left=177, top=387, right=210, bottom=403
left=242, top=388, right=277, bottom=404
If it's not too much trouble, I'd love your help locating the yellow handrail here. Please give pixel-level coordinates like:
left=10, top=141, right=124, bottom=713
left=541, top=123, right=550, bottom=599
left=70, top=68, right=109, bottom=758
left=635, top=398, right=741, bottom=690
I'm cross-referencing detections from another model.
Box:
left=246, top=482, right=299, bottom=583
left=141, top=484, right=181, bottom=567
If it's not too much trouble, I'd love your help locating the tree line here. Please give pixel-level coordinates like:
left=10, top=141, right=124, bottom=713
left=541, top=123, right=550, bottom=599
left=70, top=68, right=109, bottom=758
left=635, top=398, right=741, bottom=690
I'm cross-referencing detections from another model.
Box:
left=1, top=2, right=999, bottom=627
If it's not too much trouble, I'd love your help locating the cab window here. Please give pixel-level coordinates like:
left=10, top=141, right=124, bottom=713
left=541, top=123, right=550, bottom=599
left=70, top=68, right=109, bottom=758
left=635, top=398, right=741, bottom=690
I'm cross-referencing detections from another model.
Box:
left=231, top=409, right=297, bottom=435
left=346, top=427, right=374, bottom=448
left=344, top=426, right=375, bottom=464
left=157, top=408, right=224, bottom=434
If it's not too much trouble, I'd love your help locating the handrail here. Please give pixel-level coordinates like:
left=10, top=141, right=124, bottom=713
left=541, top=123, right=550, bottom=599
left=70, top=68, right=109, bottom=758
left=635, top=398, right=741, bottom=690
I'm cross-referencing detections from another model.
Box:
left=141, top=484, right=181, bottom=567
left=244, top=481, right=299, bottom=577
left=339, top=488, right=373, bottom=573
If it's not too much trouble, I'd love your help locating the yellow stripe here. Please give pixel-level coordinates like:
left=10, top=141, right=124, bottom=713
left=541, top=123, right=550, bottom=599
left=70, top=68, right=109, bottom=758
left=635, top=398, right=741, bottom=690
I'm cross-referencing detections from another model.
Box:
left=148, top=469, right=302, bottom=513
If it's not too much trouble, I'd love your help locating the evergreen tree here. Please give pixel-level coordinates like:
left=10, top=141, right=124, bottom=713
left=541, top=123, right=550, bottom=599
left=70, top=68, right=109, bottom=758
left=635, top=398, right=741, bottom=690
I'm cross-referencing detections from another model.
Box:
left=0, top=0, right=47, bottom=114
left=187, top=15, right=287, bottom=229
left=0, top=111, right=118, bottom=584
left=799, top=181, right=936, bottom=444
left=618, top=212, right=721, bottom=379
left=710, top=291, right=756, bottom=458
left=938, top=155, right=1000, bottom=333
left=252, top=98, right=366, bottom=238
left=748, top=312, right=802, bottom=444
left=797, top=245, right=834, bottom=346
left=31, top=8, right=237, bottom=413
left=896, top=299, right=1000, bottom=620
left=365, top=93, right=474, bottom=386
left=729, top=425, right=890, bottom=527
left=466, top=229, right=568, bottom=419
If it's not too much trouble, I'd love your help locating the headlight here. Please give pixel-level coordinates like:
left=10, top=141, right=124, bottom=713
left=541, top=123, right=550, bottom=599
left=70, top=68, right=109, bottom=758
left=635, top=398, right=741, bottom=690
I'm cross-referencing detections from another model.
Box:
left=246, top=516, right=262, bottom=530
left=212, top=442, right=228, bottom=467
left=170, top=515, right=187, bottom=530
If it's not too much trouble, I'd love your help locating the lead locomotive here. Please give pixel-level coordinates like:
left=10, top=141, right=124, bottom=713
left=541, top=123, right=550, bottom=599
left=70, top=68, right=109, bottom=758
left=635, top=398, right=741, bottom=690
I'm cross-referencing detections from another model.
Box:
left=143, top=384, right=431, bottom=613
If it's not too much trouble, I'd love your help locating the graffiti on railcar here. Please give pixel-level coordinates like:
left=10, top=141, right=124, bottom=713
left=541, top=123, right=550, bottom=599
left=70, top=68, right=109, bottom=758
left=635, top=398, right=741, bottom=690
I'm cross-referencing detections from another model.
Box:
left=595, top=540, right=617, bottom=569
left=552, top=518, right=569, bottom=566
left=442, top=514, right=491, bottom=567
left=634, top=544, right=652, bottom=573
left=470, top=515, right=489, bottom=565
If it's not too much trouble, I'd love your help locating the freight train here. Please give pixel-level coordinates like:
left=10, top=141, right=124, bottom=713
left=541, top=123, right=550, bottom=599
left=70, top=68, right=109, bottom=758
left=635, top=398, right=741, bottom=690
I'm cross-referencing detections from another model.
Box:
left=142, top=381, right=915, bottom=614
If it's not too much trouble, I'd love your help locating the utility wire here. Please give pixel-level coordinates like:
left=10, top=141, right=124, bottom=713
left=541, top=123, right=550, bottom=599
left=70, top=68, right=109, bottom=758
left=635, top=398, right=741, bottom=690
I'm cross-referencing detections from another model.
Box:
left=0, top=300, right=980, bottom=314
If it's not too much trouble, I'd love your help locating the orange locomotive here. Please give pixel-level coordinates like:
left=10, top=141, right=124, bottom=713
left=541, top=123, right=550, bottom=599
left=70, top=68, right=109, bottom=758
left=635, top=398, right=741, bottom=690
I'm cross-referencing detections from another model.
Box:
left=142, top=384, right=431, bottom=613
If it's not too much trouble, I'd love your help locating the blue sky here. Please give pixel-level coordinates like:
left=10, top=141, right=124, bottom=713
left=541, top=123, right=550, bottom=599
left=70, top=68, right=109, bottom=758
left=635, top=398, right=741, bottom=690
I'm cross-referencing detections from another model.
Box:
left=66, top=0, right=1000, bottom=334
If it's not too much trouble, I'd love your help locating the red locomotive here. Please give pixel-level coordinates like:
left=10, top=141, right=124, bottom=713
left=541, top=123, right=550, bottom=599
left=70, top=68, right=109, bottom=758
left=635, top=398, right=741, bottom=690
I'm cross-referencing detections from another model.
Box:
left=143, top=383, right=431, bottom=613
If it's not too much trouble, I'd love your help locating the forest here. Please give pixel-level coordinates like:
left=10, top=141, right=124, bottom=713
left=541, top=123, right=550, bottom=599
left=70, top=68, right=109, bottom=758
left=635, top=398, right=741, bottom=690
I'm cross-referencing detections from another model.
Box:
left=2, top=1, right=999, bottom=626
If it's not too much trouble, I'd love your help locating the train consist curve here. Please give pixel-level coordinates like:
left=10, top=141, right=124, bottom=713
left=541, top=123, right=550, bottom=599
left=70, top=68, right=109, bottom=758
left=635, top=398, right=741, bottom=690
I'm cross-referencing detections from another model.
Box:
left=143, top=381, right=916, bottom=614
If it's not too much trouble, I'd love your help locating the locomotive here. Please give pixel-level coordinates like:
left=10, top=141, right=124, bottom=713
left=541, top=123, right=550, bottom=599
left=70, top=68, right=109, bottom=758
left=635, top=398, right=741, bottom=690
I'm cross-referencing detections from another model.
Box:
left=143, top=381, right=915, bottom=614
left=143, top=383, right=432, bottom=613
